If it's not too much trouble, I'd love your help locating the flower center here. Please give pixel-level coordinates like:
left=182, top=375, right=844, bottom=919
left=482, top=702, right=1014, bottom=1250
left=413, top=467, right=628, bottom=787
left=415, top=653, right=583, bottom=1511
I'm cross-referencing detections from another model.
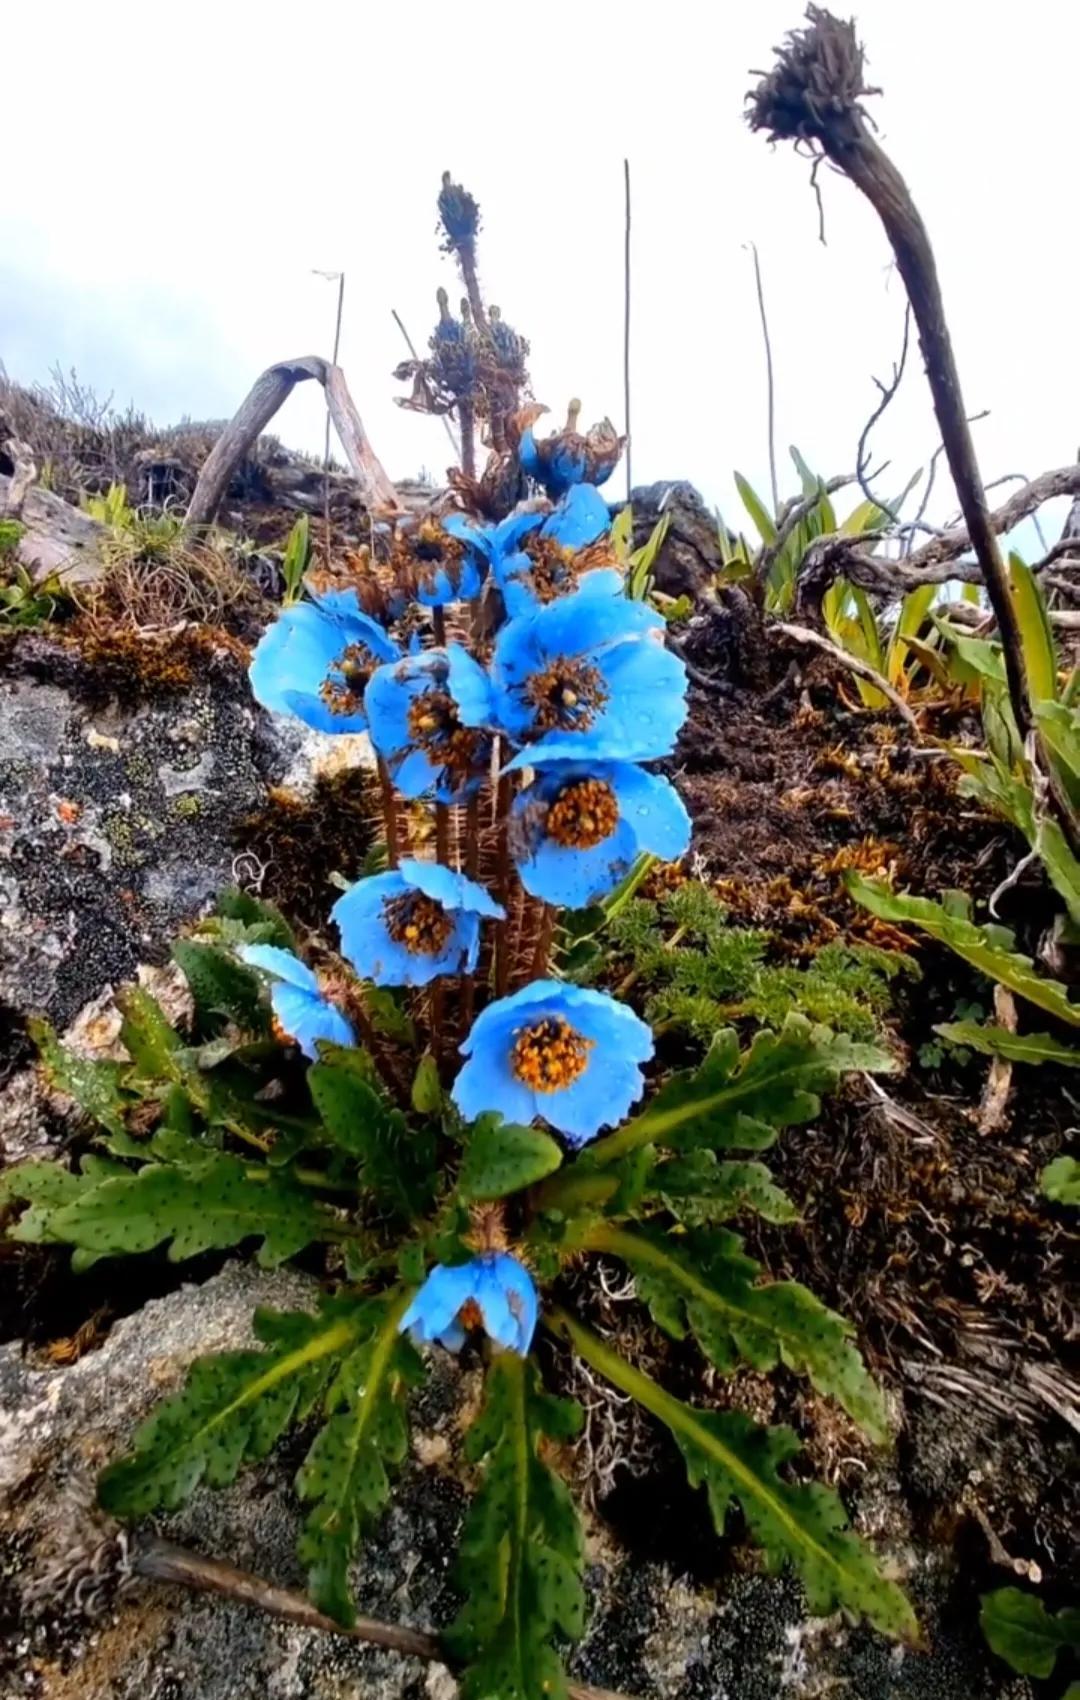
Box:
left=545, top=778, right=620, bottom=849
left=520, top=536, right=616, bottom=604
left=320, top=640, right=376, bottom=717
left=524, top=657, right=608, bottom=734
left=510, top=1016, right=593, bottom=1093
left=458, top=1297, right=484, bottom=1331
left=383, top=891, right=454, bottom=956
left=407, top=688, right=488, bottom=779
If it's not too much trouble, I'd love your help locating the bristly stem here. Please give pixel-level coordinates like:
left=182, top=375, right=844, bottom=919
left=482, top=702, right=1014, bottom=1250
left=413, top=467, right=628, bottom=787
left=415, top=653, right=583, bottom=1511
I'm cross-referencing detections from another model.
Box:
left=432, top=606, right=447, bottom=647
left=530, top=902, right=557, bottom=983
left=458, top=397, right=477, bottom=480
left=493, top=766, right=514, bottom=997
left=461, top=790, right=481, bottom=1032
left=376, top=757, right=402, bottom=869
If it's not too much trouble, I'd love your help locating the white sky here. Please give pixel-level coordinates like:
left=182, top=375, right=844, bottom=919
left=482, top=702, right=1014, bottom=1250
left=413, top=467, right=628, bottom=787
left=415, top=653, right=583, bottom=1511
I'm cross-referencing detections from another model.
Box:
left=2, top=1, right=1077, bottom=537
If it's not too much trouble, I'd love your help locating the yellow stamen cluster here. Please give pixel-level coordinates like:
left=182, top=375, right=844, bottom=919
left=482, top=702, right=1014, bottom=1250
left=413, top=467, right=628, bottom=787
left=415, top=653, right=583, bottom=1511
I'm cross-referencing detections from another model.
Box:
left=407, top=688, right=487, bottom=778
left=521, top=535, right=618, bottom=605
left=524, top=657, right=607, bottom=733
left=320, top=641, right=375, bottom=717
left=546, top=778, right=620, bottom=849
left=510, top=1017, right=593, bottom=1093
left=383, top=891, right=454, bottom=956
left=389, top=519, right=469, bottom=601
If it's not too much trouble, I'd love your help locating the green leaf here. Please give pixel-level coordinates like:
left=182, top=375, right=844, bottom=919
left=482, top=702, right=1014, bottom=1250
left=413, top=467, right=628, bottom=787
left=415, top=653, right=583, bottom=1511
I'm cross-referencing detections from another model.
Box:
left=609, top=502, right=633, bottom=561
left=1041, top=1155, right=1080, bottom=1206
left=656, top=1150, right=798, bottom=1225
left=116, top=986, right=183, bottom=1081
left=935, top=1023, right=1080, bottom=1067
left=627, top=512, right=671, bottom=601
left=459, top=1116, right=563, bottom=1202
left=845, top=874, right=1080, bottom=1027
left=979, top=1586, right=1080, bottom=1678
left=1008, top=553, right=1058, bottom=706
left=734, top=472, right=778, bottom=544
left=14, top=1142, right=338, bottom=1267
left=1034, top=700, right=1080, bottom=810
left=309, top=1053, right=433, bottom=1216
left=444, top=1354, right=584, bottom=1700
left=363, top=985, right=417, bottom=1047
left=30, top=1017, right=130, bottom=1138
left=1034, top=816, right=1080, bottom=926
left=99, top=1297, right=365, bottom=1517
left=214, top=888, right=297, bottom=951
left=172, top=941, right=268, bottom=1034
left=589, top=1015, right=896, bottom=1165
left=553, top=1309, right=917, bottom=1644
left=296, top=1289, right=420, bottom=1625
left=282, top=513, right=311, bottom=605
left=410, top=1053, right=444, bottom=1115
left=589, top=1224, right=887, bottom=1442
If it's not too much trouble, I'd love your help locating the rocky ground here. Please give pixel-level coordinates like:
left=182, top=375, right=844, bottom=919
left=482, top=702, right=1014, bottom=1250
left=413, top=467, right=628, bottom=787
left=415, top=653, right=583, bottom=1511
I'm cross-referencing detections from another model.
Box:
left=0, top=465, right=1076, bottom=1698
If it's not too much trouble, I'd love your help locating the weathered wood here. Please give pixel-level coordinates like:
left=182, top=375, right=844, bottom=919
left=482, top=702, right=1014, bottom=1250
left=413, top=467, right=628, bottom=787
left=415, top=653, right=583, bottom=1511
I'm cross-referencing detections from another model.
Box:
left=184, top=358, right=402, bottom=532
left=2, top=438, right=37, bottom=518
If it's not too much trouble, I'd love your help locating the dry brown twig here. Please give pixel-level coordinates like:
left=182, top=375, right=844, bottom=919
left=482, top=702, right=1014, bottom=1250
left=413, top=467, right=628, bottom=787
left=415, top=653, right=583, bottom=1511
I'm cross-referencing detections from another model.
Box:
left=773, top=619, right=921, bottom=732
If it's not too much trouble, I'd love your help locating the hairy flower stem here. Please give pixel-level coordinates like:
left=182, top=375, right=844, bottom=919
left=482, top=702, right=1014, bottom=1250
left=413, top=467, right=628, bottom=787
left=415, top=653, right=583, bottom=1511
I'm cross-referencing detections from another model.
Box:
left=432, top=606, right=447, bottom=647
left=460, top=791, right=481, bottom=1034
left=530, top=903, right=557, bottom=982
left=493, top=768, right=514, bottom=997
left=377, top=757, right=402, bottom=869
left=458, top=398, right=477, bottom=480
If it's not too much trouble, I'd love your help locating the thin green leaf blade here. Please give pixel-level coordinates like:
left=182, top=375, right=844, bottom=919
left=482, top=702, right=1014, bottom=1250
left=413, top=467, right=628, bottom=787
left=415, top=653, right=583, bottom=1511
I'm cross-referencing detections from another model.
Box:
left=935, top=1023, right=1080, bottom=1066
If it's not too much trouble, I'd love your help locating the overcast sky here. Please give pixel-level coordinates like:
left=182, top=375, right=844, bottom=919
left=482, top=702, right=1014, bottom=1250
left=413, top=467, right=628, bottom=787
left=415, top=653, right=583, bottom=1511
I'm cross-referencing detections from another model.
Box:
left=2, top=1, right=1076, bottom=539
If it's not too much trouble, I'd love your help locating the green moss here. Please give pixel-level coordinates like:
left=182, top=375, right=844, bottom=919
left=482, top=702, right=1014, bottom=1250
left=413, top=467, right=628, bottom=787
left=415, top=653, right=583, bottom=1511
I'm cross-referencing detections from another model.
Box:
left=173, top=794, right=203, bottom=819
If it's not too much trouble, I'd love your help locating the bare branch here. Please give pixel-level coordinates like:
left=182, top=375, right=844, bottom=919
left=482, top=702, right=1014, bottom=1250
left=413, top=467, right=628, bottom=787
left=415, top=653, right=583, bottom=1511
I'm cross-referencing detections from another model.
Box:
left=132, top=1535, right=638, bottom=1700
left=184, top=357, right=402, bottom=532
left=855, top=301, right=915, bottom=527
left=773, top=618, right=922, bottom=732
left=905, top=464, right=1080, bottom=574
left=746, top=242, right=779, bottom=514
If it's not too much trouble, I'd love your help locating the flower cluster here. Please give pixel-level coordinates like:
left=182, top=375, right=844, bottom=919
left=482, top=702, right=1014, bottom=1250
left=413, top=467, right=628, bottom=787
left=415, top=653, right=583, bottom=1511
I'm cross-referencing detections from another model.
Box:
left=248, top=418, right=690, bottom=1362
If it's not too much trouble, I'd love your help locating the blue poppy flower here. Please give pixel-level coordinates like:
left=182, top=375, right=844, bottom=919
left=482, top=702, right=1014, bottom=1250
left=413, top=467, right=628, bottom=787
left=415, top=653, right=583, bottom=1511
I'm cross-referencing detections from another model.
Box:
left=248, top=588, right=400, bottom=735
left=452, top=980, right=653, bottom=1145
left=474, top=586, right=687, bottom=762
left=331, top=859, right=505, bottom=987
left=519, top=403, right=624, bottom=499
left=399, top=1252, right=538, bottom=1355
left=397, top=516, right=485, bottom=607
left=364, top=647, right=494, bottom=800
left=239, top=944, right=355, bottom=1058
left=510, top=760, right=691, bottom=907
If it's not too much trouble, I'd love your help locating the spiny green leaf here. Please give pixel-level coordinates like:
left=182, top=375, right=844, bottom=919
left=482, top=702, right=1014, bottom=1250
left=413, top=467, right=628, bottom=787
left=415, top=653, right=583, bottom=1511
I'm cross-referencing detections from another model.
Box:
left=14, top=1144, right=339, bottom=1268
left=459, top=1116, right=563, bottom=1202
left=591, top=1223, right=887, bottom=1442
left=590, top=1015, right=895, bottom=1165
left=979, top=1586, right=1080, bottom=1678
left=554, top=1309, right=916, bottom=1644
left=445, top=1354, right=584, bottom=1700
left=846, top=874, right=1080, bottom=1026
left=935, top=1023, right=1080, bottom=1067
left=172, top=941, right=268, bottom=1034
left=410, top=1053, right=444, bottom=1115
left=99, top=1297, right=365, bottom=1517
left=1034, top=816, right=1080, bottom=926
left=657, top=1150, right=798, bottom=1224
left=1041, top=1155, right=1080, bottom=1206
left=116, top=986, right=183, bottom=1081
left=30, top=1017, right=130, bottom=1138
left=309, top=1053, right=433, bottom=1216
left=296, top=1289, right=420, bottom=1625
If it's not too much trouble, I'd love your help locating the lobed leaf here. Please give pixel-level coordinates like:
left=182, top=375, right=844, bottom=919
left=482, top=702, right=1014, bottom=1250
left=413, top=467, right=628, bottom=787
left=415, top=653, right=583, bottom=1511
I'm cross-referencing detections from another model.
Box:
left=656, top=1149, right=798, bottom=1225
left=979, top=1586, right=1080, bottom=1679
left=30, top=1017, right=130, bottom=1138
left=309, top=1051, right=434, bottom=1217
left=99, top=1297, right=366, bottom=1517
left=935, top=1023, right=1080, bottom=1067
left=1041, top=1155, right=1080, bottom=1206
left=445, top=1354, right=584, bottom=1700
left=846, top=874, right=1080, bottom=1026
left=553, top=1310, right=917, bottom=1644
left=589, top=1223, right=887, bottom=1442
left=296, top=1289, right=420, bottom=1625
left=172, top=940, right=268, bottom=1035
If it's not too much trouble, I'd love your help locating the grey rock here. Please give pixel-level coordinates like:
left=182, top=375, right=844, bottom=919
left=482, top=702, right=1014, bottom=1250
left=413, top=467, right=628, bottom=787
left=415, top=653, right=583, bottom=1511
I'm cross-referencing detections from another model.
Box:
left=0, top=1263, right=1032, bottom=1700
left=0, top=474, right=106, bottom=588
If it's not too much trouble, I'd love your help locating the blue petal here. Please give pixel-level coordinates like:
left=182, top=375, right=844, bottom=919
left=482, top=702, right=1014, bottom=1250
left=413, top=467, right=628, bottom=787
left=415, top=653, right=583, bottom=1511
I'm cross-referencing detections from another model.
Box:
left=518, top=427, right=541, bottom=480
left=488, top=1253, right=539, bottom=1353
left=442, top=512, right=493, bottom=561
left=271, top=983, right=354, bottom=1060
left=518, top=817, right=636, bottom=907
left=240, top=944, right=319, bottom=993
left=589, top=637, right=689, bottom=759
left=559, top=982, right=654, bottom=1062
left=546, top=484, right=611, bottom=551
left=249, top=599, right=398, bottom=735
left=610, top=764, right=692, bottom=861
left=540, top=1052, right=646, bottom=1144
left=452, top=1050, right=539, bottom=1128
left=447, top=644, right=496, bottom=731
left=400, top=1263, right=475, bottom=1345
left=364, top=660, right=425, bottom=760
left=401, top=859, right=505, bottom=919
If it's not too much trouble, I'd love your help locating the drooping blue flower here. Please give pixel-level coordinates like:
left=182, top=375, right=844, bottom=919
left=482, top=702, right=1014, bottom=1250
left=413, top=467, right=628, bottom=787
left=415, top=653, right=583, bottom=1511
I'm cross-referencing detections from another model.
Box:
left=473, top=586, right=687, bottom=762
left=400, top=1252, right=538, bottom=1355
left=510, top=759, right=691, bottom=907
left=364, top=647, right=494, bottom=800
left=332, top=859, right=504, bottom=987
left=248, top=588, right=400, bottom=735
left=453, top=980, right=653, bottom=1145
left=446, top=484, right=616, bottom=616
left=240, top=944, right=354, bottom=1058
left=398, top=516, right=485, bottom=607
left=519, top=404, right=623, bottom=499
